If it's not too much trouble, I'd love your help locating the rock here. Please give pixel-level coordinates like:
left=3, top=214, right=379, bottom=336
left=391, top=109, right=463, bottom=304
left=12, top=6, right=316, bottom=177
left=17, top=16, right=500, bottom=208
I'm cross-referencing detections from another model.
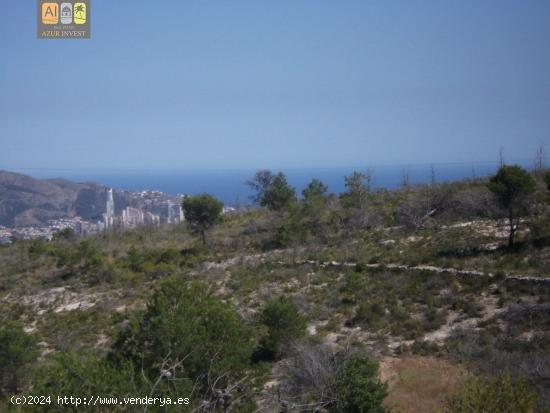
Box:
left=54, top=300, right=95, bottom=313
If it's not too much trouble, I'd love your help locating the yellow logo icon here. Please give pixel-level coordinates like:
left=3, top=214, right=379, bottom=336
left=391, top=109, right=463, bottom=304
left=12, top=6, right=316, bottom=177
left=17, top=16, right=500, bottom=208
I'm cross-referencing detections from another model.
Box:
left=41, top=2, right=59, bottom=24
left=74, top=2, right=86, bottom=24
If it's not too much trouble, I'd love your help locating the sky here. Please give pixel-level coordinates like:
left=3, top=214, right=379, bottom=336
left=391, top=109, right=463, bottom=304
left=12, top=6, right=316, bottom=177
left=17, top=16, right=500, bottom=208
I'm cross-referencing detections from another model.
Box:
left=1, top=0, right=549, bottom=172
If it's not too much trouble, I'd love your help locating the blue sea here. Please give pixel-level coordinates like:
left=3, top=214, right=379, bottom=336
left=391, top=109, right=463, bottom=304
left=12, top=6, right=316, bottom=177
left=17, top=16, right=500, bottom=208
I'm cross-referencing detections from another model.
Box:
left=26, top=162, right=514, bottom=206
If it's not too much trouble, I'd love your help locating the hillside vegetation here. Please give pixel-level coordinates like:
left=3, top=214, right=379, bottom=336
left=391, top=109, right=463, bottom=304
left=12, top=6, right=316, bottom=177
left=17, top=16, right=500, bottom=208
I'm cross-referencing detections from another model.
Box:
left=1, top=166, right=550, bottom=412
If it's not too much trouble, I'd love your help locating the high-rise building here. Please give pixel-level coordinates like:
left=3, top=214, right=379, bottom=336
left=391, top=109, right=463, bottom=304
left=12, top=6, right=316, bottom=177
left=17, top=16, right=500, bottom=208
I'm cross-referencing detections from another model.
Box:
left=106, top=188, right=114, bottom=217
left=122, top=206, right=144, bottom=228
left=178, top=204, right=184, bottom=222
left=167, top=200, right=173, bottom=224
left=104, top=188, right=115, bottom=228
left=144, top=211, right=161, bottom=226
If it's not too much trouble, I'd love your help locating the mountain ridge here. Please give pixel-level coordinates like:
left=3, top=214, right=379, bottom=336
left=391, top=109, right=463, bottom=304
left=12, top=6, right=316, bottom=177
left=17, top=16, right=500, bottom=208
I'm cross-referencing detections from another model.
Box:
left=0, top=170, right=131, bottom=227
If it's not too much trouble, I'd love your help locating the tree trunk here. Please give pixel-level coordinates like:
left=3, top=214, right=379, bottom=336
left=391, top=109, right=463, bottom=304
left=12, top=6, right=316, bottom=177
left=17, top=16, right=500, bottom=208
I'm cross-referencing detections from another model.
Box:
left=201, top=230, right=206, bottom=246
left=508, top=212, right=515, bottom=248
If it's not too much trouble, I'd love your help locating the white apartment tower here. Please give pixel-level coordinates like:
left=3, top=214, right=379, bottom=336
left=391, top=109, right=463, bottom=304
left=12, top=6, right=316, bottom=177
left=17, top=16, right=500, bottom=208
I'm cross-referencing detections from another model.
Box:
left=104, top=188, right=115, bottom=228
left=179, top=204, right=184, bottom=222
left=167, top=200, right=173, bottom=224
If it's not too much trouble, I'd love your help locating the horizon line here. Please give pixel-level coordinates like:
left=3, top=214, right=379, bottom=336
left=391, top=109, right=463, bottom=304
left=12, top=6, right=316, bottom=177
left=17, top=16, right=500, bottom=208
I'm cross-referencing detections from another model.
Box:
left=0, top=157, right=544, bottom=174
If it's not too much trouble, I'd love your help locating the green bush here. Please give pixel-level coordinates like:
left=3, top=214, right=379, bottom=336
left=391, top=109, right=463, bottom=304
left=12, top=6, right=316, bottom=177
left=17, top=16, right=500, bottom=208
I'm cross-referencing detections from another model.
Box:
left=31, top=353, right=146, bottom=412
left=259, top=296, right=306, bottom=358
left=111, top=277, right=255, bottom=389
left=445, top=372, right=538, bottom=413
left=30, top=279, right=258, bottom=412
left=126, top=245, right=144, bottom=272
left=401, top=319, right=424, bottom=340
left=0, top=321, right=38, bottom=396
left=411, top=339, right=440, bottom=355
left=451, top=297, right=483, bottom=318
left=27, top=239, right=49, bottom=258
left=334, top=354, right=388, bottom=413
left=355, top=299, right=386, bottom=331
left=424, top=306, right=447, bottom=330
left=275, top=204, right=309, bottom=247
left=144, top=262, right=178, bottom=280
left=340, top=272, right=366, bottom=303
left=153, top=248, right=181, bottom=265
left=52, top=227, right=76, bottom=241
left=30, top=351, right=233, bottom=413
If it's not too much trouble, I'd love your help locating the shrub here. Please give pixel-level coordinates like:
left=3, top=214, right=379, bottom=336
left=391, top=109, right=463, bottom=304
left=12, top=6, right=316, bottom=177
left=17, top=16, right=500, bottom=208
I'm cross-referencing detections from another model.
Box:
left=31, top=351, right=223, bottom=413
left=399, top=318, right=424, bottom=340
left=355, top=299, right=386, bottom=331
left=0, top=321, right=38, bottom=396
left=445, top=372, right=538, bottom=413
left=451, top=297, right=483, bottom=318
left=259, top=296, right=306, bottom=358
left=334, top=354, right=388, bottom=413
left=31, top=353, right=144, bottom=412
left=411, top=339, right=440, bottom=355
left=52, top=227, right=76, bottom=241
left=274, top=204, right=309, bottom=247
left=33, top=279, right=259, bottom=413
left=280, top=344, right=388, bottom=413
left=111, top=277, right=255, bottom=390
left=154, top=248, right=181, bottom=265
left=126, top=246, right=143, bottom=272
left=27, top=239, right=49, bottom=258
left=340, top=272, right=366, bottom=303
left=144, top=262, right=178, bottom=280
left=280, top=342, right=342, bottom=409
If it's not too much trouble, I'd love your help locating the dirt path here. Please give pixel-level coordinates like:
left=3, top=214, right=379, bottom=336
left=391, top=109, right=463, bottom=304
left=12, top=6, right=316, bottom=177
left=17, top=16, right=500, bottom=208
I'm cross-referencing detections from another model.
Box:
left=203, top=251, right=550, bottom=285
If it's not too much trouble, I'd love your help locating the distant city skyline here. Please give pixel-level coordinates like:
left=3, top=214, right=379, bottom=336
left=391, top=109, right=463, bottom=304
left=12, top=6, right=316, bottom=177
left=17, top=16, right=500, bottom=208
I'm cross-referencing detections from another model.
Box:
left=1, top=1, right=549, bottom=171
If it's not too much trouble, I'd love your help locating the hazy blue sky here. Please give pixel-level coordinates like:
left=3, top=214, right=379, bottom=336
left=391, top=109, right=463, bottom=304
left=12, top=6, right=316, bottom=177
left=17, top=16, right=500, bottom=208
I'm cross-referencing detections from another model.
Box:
left=1, top=1, right=549, bottom=171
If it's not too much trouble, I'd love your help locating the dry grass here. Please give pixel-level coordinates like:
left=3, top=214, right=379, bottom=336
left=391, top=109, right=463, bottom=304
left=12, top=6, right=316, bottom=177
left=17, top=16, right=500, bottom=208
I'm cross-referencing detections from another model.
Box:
left=380, top=356, right=469, bottom=413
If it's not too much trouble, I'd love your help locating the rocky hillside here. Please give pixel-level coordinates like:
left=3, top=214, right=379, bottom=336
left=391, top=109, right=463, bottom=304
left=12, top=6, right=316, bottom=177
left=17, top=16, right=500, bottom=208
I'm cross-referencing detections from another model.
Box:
left=1, top=167, right=549, bottom=412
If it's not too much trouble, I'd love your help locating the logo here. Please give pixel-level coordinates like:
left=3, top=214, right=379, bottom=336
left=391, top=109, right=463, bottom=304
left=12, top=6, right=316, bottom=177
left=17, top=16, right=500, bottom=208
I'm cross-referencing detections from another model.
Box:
left=41, top=3, right=58, bottom=24
left=74, top=2, right=86, bottom=24
left=60, top=2, right=72, bottom=24
left=37, top=1, right=90, bottom=39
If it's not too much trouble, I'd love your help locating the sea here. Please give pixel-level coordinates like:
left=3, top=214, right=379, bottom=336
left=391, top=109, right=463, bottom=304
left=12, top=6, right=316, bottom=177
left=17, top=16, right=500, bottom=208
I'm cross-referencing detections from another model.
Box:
left=21, top=162, right=516, bottom=207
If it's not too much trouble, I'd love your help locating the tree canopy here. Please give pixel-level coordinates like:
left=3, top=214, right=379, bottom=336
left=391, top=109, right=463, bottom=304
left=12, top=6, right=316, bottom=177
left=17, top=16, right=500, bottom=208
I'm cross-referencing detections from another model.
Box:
left=341, top=171, right=370, bottom=210
left=302, top=178, right=328, bottom=202
left=488, top=165, right=536, bottom=246
left=247, top=170, right=296, bottom=211
left=181, top=193, right=223, bottom=245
